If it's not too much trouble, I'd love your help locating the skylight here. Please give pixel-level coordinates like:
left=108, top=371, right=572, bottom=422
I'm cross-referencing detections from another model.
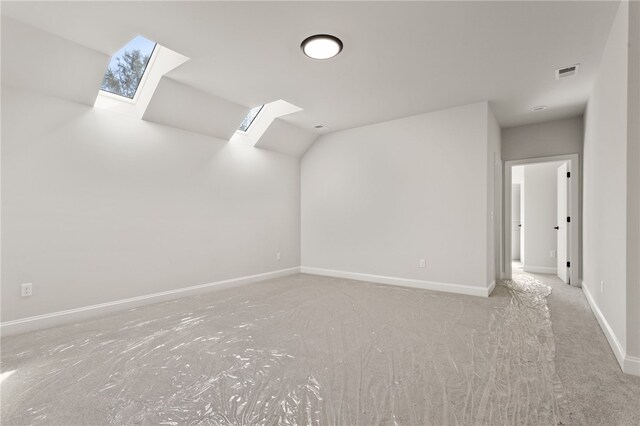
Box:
left=100, top=35, right=157, bottom=99
left=238, top=105, right=264, bottom=132
left=229, top=100, right=303, bottom=147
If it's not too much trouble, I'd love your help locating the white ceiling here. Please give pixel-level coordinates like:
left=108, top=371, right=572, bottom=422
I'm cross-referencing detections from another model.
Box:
left=2, top=1, right=620, bottom=132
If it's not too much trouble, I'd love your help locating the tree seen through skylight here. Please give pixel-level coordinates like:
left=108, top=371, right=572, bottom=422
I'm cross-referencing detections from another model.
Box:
left=100, top=36, right=156, bottom=99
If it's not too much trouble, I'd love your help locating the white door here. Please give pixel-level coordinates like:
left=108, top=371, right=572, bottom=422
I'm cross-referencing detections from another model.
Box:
left=511, top=185, right=521, bottom=260
left=557, top=162, right=569, bottom=283
left=520, top=181, right=525, bottom=265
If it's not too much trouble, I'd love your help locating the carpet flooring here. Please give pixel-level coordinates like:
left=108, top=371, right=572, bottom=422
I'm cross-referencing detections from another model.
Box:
left=525, top=270, right=640, bottom=425
left=1, top=272, right=639, bottom=425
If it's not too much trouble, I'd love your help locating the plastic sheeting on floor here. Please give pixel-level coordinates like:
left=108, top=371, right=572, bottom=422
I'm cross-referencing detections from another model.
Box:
left=1, top=273, right=566, bottom=425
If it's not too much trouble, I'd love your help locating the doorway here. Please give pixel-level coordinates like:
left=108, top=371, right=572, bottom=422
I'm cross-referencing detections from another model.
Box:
left=511, top=181, right=523, bottom=271
left=504, top=154, right=579, bottom=285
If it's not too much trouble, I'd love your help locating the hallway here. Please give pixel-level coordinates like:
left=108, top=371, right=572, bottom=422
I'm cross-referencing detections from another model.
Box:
left=513, top=268, right=640, bottom=425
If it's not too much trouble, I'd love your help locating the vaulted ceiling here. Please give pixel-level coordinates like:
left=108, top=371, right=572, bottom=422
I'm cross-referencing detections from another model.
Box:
left=2, top=1, right=620, bottom=134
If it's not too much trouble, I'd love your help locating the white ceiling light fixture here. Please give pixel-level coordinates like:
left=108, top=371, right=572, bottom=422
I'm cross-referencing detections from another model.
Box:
left=531, top=105, right=547, bottom=112
left=301, top=34, right=343, bottom=60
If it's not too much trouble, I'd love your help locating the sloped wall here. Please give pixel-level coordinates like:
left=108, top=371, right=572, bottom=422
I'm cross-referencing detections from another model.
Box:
left=1, top=86, right=301, bottom=323
left=1, top=16, right=109, bottom=106
left=143, top=78, right=248, bottom=140
left=0, top=16, right=320, bottom=328
left=257, top=118, right=318, bottom=157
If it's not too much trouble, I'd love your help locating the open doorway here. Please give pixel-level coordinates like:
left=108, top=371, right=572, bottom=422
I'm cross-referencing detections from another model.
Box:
left=504, top=154, right=579, bottom=285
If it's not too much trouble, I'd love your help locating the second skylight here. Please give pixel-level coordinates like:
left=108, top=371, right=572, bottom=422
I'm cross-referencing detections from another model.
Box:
left=238, top=105, right=264, bottom=132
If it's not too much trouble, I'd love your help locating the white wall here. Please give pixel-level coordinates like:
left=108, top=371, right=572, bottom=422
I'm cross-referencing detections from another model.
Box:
left=301, top=102, right=496, bottom=295
left=1, top=86, right=301, bottom=323
left=626, top=0, right=640, bottom=361
left=583, top=0, right=640, bottom=372
left=502, top=116, right=583, bottom=162
left=522, top=162, right=562, bottom=273
left=584, top=0, right=628, bottom=355
left=487, top=108, right=502, bottom=284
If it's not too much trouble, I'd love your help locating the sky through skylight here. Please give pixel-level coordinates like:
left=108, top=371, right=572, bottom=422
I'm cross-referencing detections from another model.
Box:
left=238, top=105, right=264, bottom=132
left=100, top=35, right=156, bottom=99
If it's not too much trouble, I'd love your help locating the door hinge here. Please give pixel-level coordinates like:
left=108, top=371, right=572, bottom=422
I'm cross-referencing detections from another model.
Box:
left=567, top=216, right=571, bottom=223
left=567, top=171, right=571, bottom=178
left=567, top=261, right=571, bottom=268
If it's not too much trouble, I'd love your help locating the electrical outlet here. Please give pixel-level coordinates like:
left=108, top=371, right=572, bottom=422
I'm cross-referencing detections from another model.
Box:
left=419, top=259, right=426, bottom=268
left=21, top=283, right=32, bottom=297
left=601, top=280, right=604, bottom=293
left=276, top=252, right=281, bottom=261
left=550, top=250, right=556, bottom=258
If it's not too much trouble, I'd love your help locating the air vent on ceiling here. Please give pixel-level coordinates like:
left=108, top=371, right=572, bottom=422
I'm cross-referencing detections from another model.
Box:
left=555, top=64, right=580, bottom=80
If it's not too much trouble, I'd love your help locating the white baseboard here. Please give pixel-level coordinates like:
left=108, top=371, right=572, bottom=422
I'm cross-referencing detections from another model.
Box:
left=582, top=280, right=640, bottom=376
left=0, top=267, right=300, bottom=337
left=300, top=266, right=493, bottom=297
left=625, top=355, right=640, bottom=376
left=523, top=265, right=557, bottom=274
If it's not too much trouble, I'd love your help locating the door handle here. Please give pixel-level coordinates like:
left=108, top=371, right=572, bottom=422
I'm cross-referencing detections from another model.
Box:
left=554, top=226, right=559, bottom=230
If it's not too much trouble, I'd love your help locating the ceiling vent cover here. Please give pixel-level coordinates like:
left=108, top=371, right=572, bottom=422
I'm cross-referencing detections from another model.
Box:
left=556, top=64, right=580, bottom=80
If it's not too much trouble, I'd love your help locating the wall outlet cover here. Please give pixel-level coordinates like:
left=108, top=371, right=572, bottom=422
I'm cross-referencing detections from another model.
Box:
left=21, top=283, right=33, bottom=297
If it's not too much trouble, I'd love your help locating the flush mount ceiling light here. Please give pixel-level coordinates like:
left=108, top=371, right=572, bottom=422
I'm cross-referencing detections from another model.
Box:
left=301, top=34, right=343, bottom=60
left=531, top=105, right=547, bottom=112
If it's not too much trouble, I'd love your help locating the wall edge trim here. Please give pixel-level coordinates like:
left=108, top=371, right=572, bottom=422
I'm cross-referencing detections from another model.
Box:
left=582, top=280, right=639, bottom=376
left=0, top=267, right=301, bottom=336
left=523, top=265, right=558, bottom=274
left=300, top=266, right=492, bottom=297
left=488, top=280, right=497, bottom=296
